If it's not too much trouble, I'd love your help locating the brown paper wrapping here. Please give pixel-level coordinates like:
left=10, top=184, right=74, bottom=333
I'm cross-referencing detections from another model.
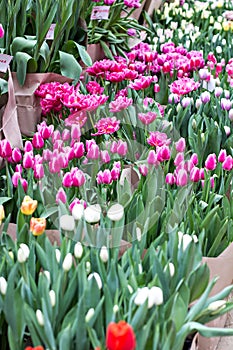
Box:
left=197, top=242, right=233, bottom=350
left=190, top=334, right=199, bottom=350
left=144, top=0, right=163, bottom=17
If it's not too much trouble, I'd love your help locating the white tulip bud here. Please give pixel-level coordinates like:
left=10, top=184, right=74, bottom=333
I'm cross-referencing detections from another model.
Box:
left=55, top=249, right=61, bottom=263
left=136, top=227, right=142, bottom=242
left=43, top=270, right=51, bottom=284
left=72, top=204, right=84, bottom=221
left=128, top=284, right=133, bottom=294
left=88, top=272, right=102, bottom=290
left=0, top=276, right=7, bottom=295
left=74, top=242, right=83, bottom=259
left=8, top=251, right=14, bottom=260
left=60, top=215, right=75, bottom=231
left=168, top=262, right=175, bottom=277
left=113, top=304, right=119, bottom=314
left=86, top=261, right=91, bottom=274
left=182, top=234, right=193, bottom=250
left=134, top=287, right=149, bottom=306
left=107, top=203, right=124, bottom=222
left=84, top=205, right=101, bottom=224
left=138, top=263, right=143, bottom=274
left=36, top=309, right=44, bottom=326
left=100, top=246, right=108, bottom=263
left=62, top=253, right=73, bottom=272
left=149, top=286, right=164, bottom=306
left=49, top=290, right=56, bottom=307
left=208, top=300, right=226, bottom=312
left=17, top=243, right=30, bottom=263
left=85, top=308, right=95, bottom=323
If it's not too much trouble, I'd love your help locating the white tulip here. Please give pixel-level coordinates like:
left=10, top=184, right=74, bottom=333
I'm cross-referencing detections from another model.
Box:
left=74, top=242, right=83, bottom=259
left=88, top=272, right=102, bottom=290
left=107, top=203, right=124, bottom=222
left=128, top=284, right=133, bottom=294
left=36, top=309, right=44, bottom=326
left=55, top=248, right=61, bottom=263
left=100, top=246, right=108, bottom=263
left=138, top=264, right=143, bottom=274
left=72, top=204, right=84, bottom=221
left=62, top=253, right=73, bottom=272
left=86, top=261, right=91, bottom=274
left=17, top=243, right=30, bottom=263
left=43, top=270, right=51, bottom=284
left=60, top=214, right=75, bottom=231
left=168, top=262, right=175, bottom=277
left=85, top=308, right=95, bottom=323
left=149, top=286, right=164, bottom=307
left=49, top=290, right=56, bottom=307
left=136, top=227, right=142, bottom=242
left=208, top=300, right=226, bottom=312
left=8, top=251, right=14, bottom=260
left=0, top=276, right=7, bottom=295
left=134, top=287, right=149, bottom=306
left=84, top=204, right=101, bottom=224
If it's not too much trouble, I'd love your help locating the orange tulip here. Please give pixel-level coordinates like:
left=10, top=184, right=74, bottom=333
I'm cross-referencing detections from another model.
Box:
left=30, top=217, right=46, bottom=236
left=106, top=320, right=136, bottom=350
left=21, top=196, right=38, bottom=215
left=25, top=347, right=44, bottom=350
left=0, top=205, right=5, bottom=224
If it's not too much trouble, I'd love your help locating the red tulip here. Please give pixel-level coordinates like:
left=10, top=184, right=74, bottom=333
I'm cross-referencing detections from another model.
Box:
left=106, top=320, right=136, bottom=350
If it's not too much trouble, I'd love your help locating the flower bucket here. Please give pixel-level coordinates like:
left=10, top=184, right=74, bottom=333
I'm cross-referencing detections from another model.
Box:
left=197, top=242, right=233, bottom=350
left=2, top=72, right=73, bottom=138
left=87, top=43, right=106, bottom=63
left=190, top=334, right=199, bottom=350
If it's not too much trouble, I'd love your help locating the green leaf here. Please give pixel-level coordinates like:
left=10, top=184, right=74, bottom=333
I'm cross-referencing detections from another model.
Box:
left=15, top=52, right=37, bottom=86
left=59, top=50, right=81, bottom=81
left=76, top=43, right=92, bottom=66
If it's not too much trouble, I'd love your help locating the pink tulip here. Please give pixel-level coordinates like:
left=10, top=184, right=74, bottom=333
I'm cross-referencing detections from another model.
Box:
left=110, top=141, right=118, bottom=153
left=200, top=91, right=211, bottom=104
left=175, top=138, right=186, bottom=152
left=190, top=167, right=200, bottom=182
left=12, top=172, right=21, bottom=187
left=111, top=163, right=121, bottom=180
left=21, top=178, right=28, bottom=192
left=23, top=152, right=34, bottom=169
left=218, top=149, right=227, bottom=163
left=0, top=24, right=4, bottom=38
left=222, top=155, right=233, bottom=171
left=228, top=109, right=233, bottom=121
left=205, top=153, right=216, bottom=171
left=72, top=170, right=85, bottom=187
left=139, top=165, right=148, bottom=176
left=214, top=87, right=223, bottom=98
left=165, top=173, right=175, bottom=185
left=71, top=124, right=81, bottom=142
left=38, top=122, right=54, bottom=139
left=176, top=169, right=188, bottom=186
left=0, top=139, right=12, bottom=158
left=43, top=149, right=52, bottom=162
left=117, top=140, right=127, bottom=157
left=101, top=150, right=111, bottom=163
left=24, top=141, right=33, bottom=153
left=73, top=142, right=85, bottom=158
left=52, top=130, right=61, bottom=143
left=56, top=188, right=67, bottom=204
left=15, top=164, right=23, bottom=173
left=157, top=145, right=171, bottom=162
left=62, top=172, right=73, bottom=187
left=34, top=164, right=44, bottom=179
left=62, top=129, right=71, bottom=141
left=86, top=144, right=99, bottom=159
left=12, top=148, right=22, bottom=163
left=190, top=153, right=198, bottom=166
left=32, top=132, right=44, bottom=148
left=97, top=169, right=112, bottom=185
left=174, top=152, right=184, bottom=166
left=147, top=150, right=158, bottom=165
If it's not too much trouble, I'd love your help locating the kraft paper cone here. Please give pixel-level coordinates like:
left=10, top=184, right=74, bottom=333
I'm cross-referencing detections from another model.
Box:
left=11, top=72, right=73, bottom=136
left=87, top=44, right=106, bottom=63
left=190, top=333, right=199, bottom=350
left=198, top=242, right=233, bottom=350
left=1, top=69, right=23, bottom=149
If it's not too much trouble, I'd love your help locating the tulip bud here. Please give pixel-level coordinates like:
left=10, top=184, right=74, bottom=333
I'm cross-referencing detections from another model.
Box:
left=0, top=276, right=7, bottom=295
left=88, top=272, right=102, bottom=290
left=168, top=262, right=175, bottom=277
left=86, top=261, right=91, bottom=274
left=36, top=309, right=44, bottom=326
left=8, top=251, right=14, bottom=260
left=55, top=249, right=61, bottom=263
left=113, top=304, right=119, bottom=314
left=107, top=203, right=124, bottom=221
left=134, top=287, right=149, bottom=306
left=208, top=300, right=226, bottom=312
left=85, top=308, right=95, bottom=323
left=49, top=290, right=56, bottom=307
left=62, top=253, right=73, bottom=272
left=148, top=286, right=164, bottom=307
left=100, top=246, right=109, bottom=263
left=43, top=271, right=51, bottom=284
left=136, top=227, right=142, bottom=242
left=17, top=243, right=30, bottom=263
left=0, top=205, right=5, bottom=225
left=60, top=215, right=75, bottom=231
left=72, top=204, right=84, bottom=221
left=74, top=242, right=83, bottom=259
left=84, top=205, right=101, bottom=224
